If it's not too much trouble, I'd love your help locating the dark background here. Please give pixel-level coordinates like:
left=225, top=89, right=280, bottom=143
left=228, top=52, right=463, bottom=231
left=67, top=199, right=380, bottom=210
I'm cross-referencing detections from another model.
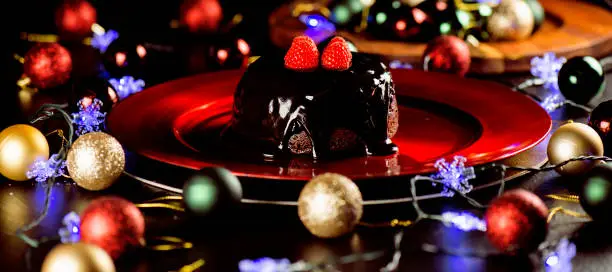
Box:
left=1, top=1, right=612, bottom=271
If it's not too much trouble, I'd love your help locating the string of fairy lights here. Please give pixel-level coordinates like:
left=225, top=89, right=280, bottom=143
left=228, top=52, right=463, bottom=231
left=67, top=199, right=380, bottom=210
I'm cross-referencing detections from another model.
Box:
left=6, top=48, right=612, bottom=271
left=4, top=1, right=612, bottom=271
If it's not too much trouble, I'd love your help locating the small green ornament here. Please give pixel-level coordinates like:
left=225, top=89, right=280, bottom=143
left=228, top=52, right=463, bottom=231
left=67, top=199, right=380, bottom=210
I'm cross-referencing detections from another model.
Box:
left=558, top=56, right=606, bottom=104
left=183, top=167, right=243, bottom=216
left=580, top=163, right=612, bottom=222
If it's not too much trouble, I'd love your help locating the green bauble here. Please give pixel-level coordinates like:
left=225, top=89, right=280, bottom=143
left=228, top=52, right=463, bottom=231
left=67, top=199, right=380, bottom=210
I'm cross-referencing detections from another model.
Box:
left=580, top=163, right=612, bottom=222
left=558, top=56, right=606, bottom=105
left=524, top=0, right=544, bottom=33
left=183, top=167, right=243, bottom=216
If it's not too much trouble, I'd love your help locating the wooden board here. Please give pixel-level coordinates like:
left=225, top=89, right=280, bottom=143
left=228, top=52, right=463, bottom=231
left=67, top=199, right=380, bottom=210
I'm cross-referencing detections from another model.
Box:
left=270, top=0, right=612, bottom=74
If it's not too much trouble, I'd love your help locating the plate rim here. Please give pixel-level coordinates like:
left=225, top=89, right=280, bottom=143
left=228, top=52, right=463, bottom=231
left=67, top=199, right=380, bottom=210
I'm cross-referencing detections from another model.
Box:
left=107, top=69, right=552, bottom=180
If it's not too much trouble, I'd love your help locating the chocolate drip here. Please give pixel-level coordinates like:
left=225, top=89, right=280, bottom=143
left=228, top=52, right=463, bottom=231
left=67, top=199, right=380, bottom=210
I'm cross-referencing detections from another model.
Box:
left=225, top=51, right=398, bottom=160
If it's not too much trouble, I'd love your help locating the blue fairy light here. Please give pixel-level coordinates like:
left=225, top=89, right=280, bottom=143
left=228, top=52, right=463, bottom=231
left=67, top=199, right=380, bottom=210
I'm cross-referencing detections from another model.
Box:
left=91, top=29, right=119, bottom=53
left=389, top=60, right=413, bottom=69
left=477, top=0, right=501, bottom=4
left=432, top=156, right=475, bottom=197
left=26, top=154, right=66, bottom=183
left=238, top=257, right=291, bottom=272
left=540, top=93, right=565, bottom=113
left=531, top=52, right=567, bottom=91
left=58, top=211, right=81, bottom=244
left=109, top=76, right=145, bottom=100
left=545, top=238, right=576, bottom=272
left=441, top=211, right=486, bottom=232
left=72, top=98, right=107, bottom=136
left=299, top=14, right=336, bottom=43
left=298, top=14, right=335, bottom=30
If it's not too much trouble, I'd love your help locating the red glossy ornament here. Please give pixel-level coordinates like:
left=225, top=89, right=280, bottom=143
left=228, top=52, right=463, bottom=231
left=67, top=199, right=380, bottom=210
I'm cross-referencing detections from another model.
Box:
left=180, top=0, right=223, bottom=33
left=422, top=36, right=471, bottom=76
left=484, top=189, right=548, bottom=254
left=55, top=0, right=97, bottom=38
left=80, top=196, right=145, bottom=259
left=23, top=43, right=72, bottom=89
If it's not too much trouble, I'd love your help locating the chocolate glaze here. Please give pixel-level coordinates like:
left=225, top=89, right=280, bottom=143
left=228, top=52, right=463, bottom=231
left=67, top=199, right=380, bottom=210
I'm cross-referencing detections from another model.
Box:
left=225, top=51, right=398, bottom=160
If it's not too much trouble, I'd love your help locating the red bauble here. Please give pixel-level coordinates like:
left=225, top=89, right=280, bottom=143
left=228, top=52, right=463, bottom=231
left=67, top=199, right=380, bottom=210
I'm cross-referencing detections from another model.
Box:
left=484, top=189, right=548, bottom=254
left=23, top=43, right=73, bottom=89
left=180, top=0, right=223, bottom=32
left=80, top=196, right=145, bottom=259
left=422, top=36, right=471, bottom=76
left=55, top=0, right=97, bottom=38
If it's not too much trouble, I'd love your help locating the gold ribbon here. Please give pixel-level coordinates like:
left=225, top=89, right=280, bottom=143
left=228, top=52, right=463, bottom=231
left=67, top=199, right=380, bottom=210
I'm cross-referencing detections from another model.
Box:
left=135, top=195, right=185, bottom=212
left=147, top=236, right=193, bottom=251
left=547, top=206, right=591, bottom=223
left=359, top=219, right=413, bottom=228
left=546, top=193, right=580, bottom=203
left=176, top=259, right=206, bottom=272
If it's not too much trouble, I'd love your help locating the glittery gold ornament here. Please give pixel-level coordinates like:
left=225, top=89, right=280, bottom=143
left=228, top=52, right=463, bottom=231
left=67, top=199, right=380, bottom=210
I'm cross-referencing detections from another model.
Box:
left=547, top=122, right=604, bottom=176
left=41, top=243, right=116, bottom=272
left=298, top=173, right=363, bottom=238
left=66, top=132, right=125, bottom=190
left=486, top=0, right=534, bottom=41
left=0, top=124, right=49, bottom=181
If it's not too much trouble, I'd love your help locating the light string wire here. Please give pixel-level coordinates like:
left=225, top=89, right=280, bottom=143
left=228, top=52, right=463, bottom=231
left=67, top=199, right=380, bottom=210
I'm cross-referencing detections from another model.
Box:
left=125, top=155, right=612, bottom=208
left=514, top=55, right=612, bottom=114
left=123, top=155, right=611, bottom=270
left=512, top=78, right=594, bottom=113
left=16, top=104, right=74, bottom=248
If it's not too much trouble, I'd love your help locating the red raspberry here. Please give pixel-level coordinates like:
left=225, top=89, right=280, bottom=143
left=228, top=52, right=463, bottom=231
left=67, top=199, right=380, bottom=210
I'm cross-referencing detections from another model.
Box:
left=321, top=37, right=352, bottom=71
left=284, top=36, right=319, bottom=71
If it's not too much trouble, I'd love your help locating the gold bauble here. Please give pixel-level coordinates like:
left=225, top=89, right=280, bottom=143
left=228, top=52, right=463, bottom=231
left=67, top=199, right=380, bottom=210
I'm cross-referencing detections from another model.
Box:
left=487, top=0, right=534, bottom=40
left=297, top=173, right=363, bottom=238
left=0, top=124, right=49, bottom=181
left=66, top=132, right=125, bottom=191
left=42, top=243, right=115, bottom=272
left=547, top=122, right=604, bottom=176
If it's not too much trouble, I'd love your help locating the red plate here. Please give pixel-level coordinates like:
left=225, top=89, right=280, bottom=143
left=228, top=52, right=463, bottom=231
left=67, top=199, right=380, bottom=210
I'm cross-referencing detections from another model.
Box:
left=107, top=69, right=551, bottom=180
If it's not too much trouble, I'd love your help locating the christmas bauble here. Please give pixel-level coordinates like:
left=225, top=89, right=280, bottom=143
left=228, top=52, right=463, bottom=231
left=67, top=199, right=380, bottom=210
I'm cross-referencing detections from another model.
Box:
left=55, top=0, right=97, bottom=39
left=485, top=189, right=548, bottom=253
left=41, top=243, right=115, bottom=272
left=329, top=0, right=364, bottom=27
left=80, top=196, right=145, bottom=259
left=524, top=0, right=544, bottom=33
left=180, top=0, right=223, bottom=33
left=589, top=100, right=612, bottom=156
left=24, top=43, right=72, bottom=89
left=298, top=173, right=363, bottom=238
left=183, top=167, right=243, bottom=217
left=208, top=37, right=251, bottom=70
left=422, top=35, right=471, bottom=76
left=66, top=132, right=125, bottom=191
left=102, top=37, right=147, bottom=78
left=69, top=76, right=118, bottom=114
left=580, top=163, right=612, bottom=222
left=558, top=56, right=605, bottom=105
left=368, top=1, right=440, bottom=41
left=0, top=125, right=49, bottom=181
left=487, top=0, right=534, bottom=40
left=547, top=122, right=604, bottom=176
